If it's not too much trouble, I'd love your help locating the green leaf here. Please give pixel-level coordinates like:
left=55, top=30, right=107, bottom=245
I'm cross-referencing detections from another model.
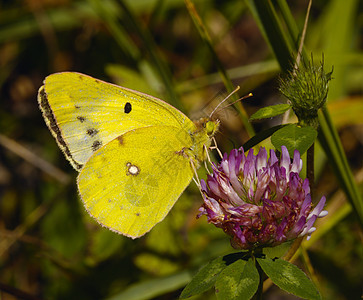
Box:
left=243, top=124, right=287, bottom=151
left=257, top=258, right=321, bottom=300
left=107, top=271, right=191, bottom=300
left=263, top=241, right=293, bottom=259
left=180, top=252, right=247, bottom=299
left=249, top=104, right=291, bottom=121
left=271, top=124, right=317, bottom=156
left=215, top=259, right=259, bottom=300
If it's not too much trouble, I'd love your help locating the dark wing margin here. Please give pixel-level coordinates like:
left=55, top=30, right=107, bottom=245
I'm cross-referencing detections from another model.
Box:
left=38, top=86, right=83, bottom=171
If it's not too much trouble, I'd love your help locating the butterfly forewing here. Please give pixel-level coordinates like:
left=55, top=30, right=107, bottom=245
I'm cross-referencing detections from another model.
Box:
left=38, top=72, right=196, bottom=170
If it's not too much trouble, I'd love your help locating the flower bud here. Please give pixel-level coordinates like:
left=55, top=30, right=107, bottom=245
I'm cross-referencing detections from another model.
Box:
left=279, top=58, right=333, bottom=128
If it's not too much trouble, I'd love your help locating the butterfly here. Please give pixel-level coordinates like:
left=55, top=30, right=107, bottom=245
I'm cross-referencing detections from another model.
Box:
left=38, top=72, right=219, bottom=238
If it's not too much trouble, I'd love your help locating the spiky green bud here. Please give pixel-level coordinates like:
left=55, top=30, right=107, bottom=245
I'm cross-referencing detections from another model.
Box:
left=280, top=57, right=333, bottom=128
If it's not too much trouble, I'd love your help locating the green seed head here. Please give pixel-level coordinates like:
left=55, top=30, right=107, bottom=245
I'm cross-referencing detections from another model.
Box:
left=280, top=56, right=333, bottom=128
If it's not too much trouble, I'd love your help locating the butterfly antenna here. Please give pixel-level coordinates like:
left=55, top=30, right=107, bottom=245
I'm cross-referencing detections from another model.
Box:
left=211, top=92, right=253, bottom=119
left=209, top=86, right=240, bottom=119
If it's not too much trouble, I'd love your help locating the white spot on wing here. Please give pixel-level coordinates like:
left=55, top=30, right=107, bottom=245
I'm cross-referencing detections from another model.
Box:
left=126, top=162, right=140, bottom=176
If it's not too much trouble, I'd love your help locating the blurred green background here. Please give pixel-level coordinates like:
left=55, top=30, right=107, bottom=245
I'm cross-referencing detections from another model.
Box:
left=0, top=0, right=362, bottom=299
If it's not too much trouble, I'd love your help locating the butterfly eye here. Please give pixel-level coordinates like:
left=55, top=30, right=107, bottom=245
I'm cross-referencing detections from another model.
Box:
left=205, top=120, right=216, bottom=136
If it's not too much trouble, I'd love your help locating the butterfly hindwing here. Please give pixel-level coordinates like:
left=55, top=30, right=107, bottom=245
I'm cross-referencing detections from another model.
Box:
left=77, top=125, right=195, bottom=238
left=38, top=72, right=195, bottom=170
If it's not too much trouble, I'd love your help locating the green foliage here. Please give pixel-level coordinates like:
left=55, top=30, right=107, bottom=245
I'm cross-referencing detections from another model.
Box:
left=0, top=0, right=362, bottom=299
left=249, top=104, right=291, bottom=121
left=107, top=271, right=191, bottom=300
left=249, top=0, right=363, bottom=225
left=182, top=254, right=322, bottom=300
left=271, top=124, right=318, bottom=156
left=243, top=125, right=286, bottom=151
left=257, top=258, right=321, bottom=300
left=180, top=252, right=248, bottom=299
left=215, top=259, right=259, bottom=300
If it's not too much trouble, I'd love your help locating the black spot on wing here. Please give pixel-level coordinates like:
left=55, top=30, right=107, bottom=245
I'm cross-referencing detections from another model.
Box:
left=124, top=102, right=132, bottom=114
left=117, top=136, right=124, bottom=145
left=77, top=116, right=86, bottom=123
left=92, top=140, right=102, bottom=151
left=87, top=128, right=99, bottom=137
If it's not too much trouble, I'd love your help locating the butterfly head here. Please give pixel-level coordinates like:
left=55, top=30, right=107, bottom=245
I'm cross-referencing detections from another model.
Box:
left=205, top=118, right=220, bottom=137
left=194, top=117, right=220, bottom=137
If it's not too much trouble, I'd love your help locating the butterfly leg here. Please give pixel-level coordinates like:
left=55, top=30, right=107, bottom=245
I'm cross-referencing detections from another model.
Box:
left=202, top=137, right=223, bottom=174
left=203, top=147, right=212, bottom=175
left=190, top=159, right=201, bottom=187
left=210, top=137, right=223, bottom=159
left=190, top=159, right=208, bottom=199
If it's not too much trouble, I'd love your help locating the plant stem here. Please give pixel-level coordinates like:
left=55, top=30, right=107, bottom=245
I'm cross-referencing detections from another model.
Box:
left=253, top=258, right=264, bottom=300
left=306, top=143, right=315, bottom=200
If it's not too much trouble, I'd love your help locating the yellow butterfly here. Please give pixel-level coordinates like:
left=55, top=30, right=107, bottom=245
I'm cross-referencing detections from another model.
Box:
left=38, top=72, right=219, bottom=238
